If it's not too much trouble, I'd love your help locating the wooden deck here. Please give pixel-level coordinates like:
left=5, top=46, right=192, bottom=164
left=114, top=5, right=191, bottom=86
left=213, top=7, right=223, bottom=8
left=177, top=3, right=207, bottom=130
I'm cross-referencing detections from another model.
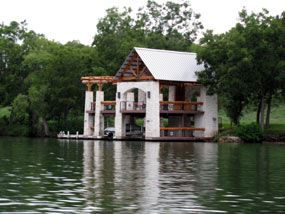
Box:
left=160, top=110, right=204, bottom=115
left=57, top=134, right=212, bottom=142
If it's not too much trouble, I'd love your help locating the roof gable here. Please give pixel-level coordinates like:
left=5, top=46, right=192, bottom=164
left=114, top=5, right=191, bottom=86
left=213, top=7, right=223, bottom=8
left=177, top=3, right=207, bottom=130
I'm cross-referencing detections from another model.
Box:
left=114, top=47, right=204, bottom=82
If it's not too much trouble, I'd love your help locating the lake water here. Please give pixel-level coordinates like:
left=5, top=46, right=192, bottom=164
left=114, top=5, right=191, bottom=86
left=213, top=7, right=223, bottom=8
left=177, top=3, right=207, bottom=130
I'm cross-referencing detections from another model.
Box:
left=0, top=137, right=285, bottom=213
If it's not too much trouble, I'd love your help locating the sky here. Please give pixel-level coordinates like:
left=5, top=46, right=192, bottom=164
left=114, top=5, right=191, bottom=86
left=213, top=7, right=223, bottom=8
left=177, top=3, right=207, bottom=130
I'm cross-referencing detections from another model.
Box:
left=0, top=0, right=284, bottom=46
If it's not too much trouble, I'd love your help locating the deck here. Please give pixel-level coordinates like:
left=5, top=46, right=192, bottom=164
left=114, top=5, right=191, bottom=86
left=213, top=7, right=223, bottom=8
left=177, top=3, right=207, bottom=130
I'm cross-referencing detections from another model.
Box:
left=57, top=134, right=213, bottom=142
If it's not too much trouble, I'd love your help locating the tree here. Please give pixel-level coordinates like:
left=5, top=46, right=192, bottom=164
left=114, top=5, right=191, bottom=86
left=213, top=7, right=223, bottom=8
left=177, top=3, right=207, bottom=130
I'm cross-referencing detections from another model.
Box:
left=137, top=0, right=203, bottom=49
left=0, top=21, right=41, bottom=105
left=197, top=9, right=285, bottom=130
left=93, top=0, right=203, bottom=71
left=92, top=0, right=203, bottom=100
left=22, top=38, right=99, bottom=136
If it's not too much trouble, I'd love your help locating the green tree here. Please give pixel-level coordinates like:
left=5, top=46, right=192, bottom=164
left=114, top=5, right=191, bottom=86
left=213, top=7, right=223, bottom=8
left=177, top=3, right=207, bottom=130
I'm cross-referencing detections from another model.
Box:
left=93, top=0, right=203, bottom=72
left=0, top=21, right=41, bottom=105
left=22, top=38, right=99, bottom=136
left=11, top=94, right=29, bottom=123
left=197, top=9, right=285, bottom=130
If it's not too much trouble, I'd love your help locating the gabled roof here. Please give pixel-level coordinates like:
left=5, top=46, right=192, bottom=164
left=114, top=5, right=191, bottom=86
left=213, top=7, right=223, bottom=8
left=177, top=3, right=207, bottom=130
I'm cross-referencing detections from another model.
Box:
left=114, top=47, right=204, bottom=82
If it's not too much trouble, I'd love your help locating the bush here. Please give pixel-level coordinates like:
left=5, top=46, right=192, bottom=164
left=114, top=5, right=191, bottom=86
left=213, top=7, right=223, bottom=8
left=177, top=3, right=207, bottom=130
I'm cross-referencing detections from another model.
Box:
left=214, top=134, right=220, bottom=142
left=236, top=123, right=264, bottom=143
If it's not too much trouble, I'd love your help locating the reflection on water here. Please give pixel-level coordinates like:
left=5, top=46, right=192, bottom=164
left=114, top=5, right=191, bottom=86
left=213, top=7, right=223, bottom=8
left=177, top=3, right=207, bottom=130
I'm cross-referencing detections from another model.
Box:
left=0, top=137, right=285, bottom=213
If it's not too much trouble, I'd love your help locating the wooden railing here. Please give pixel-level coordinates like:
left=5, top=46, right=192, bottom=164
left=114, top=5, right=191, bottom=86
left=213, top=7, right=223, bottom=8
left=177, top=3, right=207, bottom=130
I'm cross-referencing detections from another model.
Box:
left=101, top=101, right=116, bottom=111
left=160, top=127, right=204, bottom=137
left=160, top=101, right=203, bottom=111
left=160, top=127, right=205, bottom=131
left=120, top=101, right=146, bottom=111
left=101, top=101, right=116, bottom=105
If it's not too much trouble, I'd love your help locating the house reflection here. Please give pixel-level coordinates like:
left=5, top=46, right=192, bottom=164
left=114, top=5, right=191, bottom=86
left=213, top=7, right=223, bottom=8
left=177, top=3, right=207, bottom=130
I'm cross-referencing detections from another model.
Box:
left=82, top=141, right=160, bottom=212
left=82, top=141, right=218, bottom=213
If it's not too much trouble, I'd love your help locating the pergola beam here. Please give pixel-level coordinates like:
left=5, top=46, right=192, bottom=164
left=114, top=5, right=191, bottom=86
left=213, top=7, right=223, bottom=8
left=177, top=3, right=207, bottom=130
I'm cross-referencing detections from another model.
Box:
left=81, top=76, right=114, bottom=91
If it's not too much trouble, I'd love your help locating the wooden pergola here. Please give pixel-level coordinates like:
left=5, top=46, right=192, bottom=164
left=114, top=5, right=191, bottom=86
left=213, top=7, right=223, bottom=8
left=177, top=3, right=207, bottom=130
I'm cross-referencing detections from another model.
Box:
left=81, top=76, right=114, bottom=91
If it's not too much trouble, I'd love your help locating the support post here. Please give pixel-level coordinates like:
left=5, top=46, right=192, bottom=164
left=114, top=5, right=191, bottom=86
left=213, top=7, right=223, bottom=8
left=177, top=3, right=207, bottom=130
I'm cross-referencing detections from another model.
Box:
left=83, top=91, right=94, bottom=136
left=145, top=81, right=160, bottom=138
left=168, top=86, right=176, bottom=101
left=115, top=89, right=123, bottom=138
left=94, top=91, right=104, bottom=137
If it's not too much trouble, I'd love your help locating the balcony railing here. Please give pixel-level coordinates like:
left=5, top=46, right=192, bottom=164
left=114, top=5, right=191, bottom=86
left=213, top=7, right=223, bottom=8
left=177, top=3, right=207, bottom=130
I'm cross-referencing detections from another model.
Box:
left=160, top=101, right=203, bottom=111
left=160, top=127, right=205, bottom=137
left=101, top=101, right=116, bottom=111
left=120, top=101, right=146, bottom=111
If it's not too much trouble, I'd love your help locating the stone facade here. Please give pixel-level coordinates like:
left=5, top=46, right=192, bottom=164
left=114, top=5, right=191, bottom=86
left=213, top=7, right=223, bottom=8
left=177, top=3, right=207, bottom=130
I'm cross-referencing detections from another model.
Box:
left=94, top=91, right=104, bottom=137
left=83, top=91, right=94, bottom=136
left=114, top=81, right=160, bottom=139
left=194, top=86, right=218, bottom=137
left=84, top=84, right=218, bottom=139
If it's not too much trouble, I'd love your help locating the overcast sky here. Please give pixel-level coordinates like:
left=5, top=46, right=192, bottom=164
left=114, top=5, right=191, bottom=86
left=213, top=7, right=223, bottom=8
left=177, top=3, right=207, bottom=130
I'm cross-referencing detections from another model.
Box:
left=1, top=0, right=284, bottom=46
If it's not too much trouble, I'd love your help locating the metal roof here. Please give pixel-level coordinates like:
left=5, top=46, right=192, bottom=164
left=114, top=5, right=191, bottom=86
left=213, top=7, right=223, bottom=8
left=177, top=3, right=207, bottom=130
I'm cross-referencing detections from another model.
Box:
left=114, top=47, right=204, bottom=82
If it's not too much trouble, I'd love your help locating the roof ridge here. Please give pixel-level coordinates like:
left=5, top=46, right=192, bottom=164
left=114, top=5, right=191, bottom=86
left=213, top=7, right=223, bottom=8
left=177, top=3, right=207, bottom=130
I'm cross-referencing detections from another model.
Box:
left=134, top=47, right=197, bottom=56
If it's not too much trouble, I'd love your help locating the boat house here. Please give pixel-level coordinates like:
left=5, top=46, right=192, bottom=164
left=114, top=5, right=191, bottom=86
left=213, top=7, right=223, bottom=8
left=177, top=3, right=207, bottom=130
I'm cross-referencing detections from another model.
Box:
left=81, top=47, right=218, bottom=141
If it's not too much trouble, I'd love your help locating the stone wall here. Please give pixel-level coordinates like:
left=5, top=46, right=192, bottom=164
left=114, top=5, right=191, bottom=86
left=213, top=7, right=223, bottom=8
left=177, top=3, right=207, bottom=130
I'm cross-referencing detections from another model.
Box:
left=115, top=81, right=160, bottom=138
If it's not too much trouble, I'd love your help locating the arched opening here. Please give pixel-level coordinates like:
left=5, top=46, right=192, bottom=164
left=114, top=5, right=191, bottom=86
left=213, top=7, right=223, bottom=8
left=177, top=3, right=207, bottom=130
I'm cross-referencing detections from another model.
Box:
left=121, top=87, right=146, bottom=138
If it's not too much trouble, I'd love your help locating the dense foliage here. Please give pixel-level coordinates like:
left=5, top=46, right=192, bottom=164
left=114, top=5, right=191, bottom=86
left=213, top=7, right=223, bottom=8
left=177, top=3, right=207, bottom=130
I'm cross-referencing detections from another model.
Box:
left=236, top=123, right=264, bottom=143
left=0, top=1, right=284, bottom=137
left=197, top=9, right=285, bottom=130
left=0, top=0, right=202, bottom=137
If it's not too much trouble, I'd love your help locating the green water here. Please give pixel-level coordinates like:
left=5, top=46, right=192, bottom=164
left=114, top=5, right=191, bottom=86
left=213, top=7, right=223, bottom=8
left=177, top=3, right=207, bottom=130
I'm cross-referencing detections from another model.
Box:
left=0, top=137, right=285, bottom=213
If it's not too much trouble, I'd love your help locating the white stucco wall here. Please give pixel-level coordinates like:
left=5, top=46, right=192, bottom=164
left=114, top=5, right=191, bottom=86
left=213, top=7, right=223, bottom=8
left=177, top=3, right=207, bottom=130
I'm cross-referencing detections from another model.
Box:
left=126, top=92, right=134, bottom=110
left=194, top=86, right=218, bottom=137
left=138, top=89, right=146, bottom=103
left=83, top=91, right=94, bottom=136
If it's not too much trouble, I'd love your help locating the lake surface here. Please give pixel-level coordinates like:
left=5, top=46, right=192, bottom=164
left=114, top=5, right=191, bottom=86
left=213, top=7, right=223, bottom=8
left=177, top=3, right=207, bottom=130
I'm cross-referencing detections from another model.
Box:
left=0, top=137, right=285, bottom=213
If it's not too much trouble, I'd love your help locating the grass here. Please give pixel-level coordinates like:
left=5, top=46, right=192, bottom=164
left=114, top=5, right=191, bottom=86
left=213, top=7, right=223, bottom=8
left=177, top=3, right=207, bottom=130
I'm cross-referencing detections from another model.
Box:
left=219, top=101, right=285, bottom=136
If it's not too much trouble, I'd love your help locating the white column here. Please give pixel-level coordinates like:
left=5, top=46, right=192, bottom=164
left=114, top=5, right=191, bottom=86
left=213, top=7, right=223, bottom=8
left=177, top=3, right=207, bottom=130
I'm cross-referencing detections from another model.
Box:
left=115, top=90, right=123, bottom=138
left=159, top=93, right=164, bottom=137
left=83, top=91, right=94, bottom=136
left=94, top=91, right=104, bottom=137
left=194, top=86, right=218, bottom=137
left=145, top=81, right=160, bottom=138
left=168, top=86, right=176, bottom=101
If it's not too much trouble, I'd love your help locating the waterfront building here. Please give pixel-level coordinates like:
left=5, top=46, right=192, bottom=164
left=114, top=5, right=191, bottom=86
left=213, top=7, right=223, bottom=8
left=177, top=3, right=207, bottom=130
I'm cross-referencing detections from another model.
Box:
left=82, top=47, right=218, bottom=141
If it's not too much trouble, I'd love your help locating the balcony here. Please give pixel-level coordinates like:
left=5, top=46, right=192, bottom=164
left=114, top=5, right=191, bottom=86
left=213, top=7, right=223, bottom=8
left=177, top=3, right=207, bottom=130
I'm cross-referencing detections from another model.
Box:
left=120, top=101, right=146, bottom=114
left=101, top=101, right=116, bottom=115
left=160, top=127, right=205, bottom=137
left=160, top=101, right=203, bottom=115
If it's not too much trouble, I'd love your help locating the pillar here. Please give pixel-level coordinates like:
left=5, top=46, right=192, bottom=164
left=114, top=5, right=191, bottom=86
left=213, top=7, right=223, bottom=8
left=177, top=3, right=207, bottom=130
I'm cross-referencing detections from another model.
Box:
left=168, top=86, right=182, bottom=136
left=159, top=93, right=164, bottom=137
left=83, top=91, right=94, bottom=136
left=194, top=86, right=218, bottom=137
left=115, top=90, right=123, bottom=138
left=145, top=81, right=160, bottom=138
left=168, top=86, right=176, bottom=101
left=94, top=91, right=104, bottom=137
